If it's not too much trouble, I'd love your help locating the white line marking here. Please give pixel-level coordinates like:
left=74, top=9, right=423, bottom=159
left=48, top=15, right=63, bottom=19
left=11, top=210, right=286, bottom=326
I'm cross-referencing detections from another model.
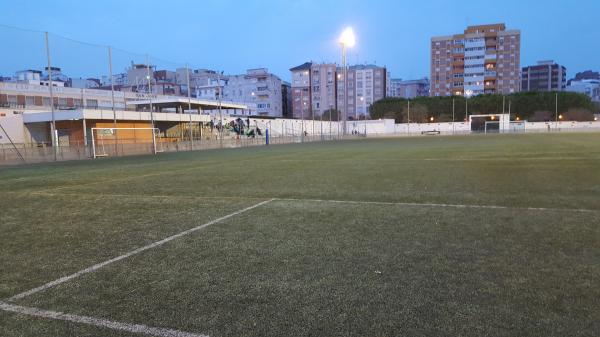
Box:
left=6, top=190, right=599, bottom=214
left=27, top=191, right=265, bottom=201
left=5, top=199, right=274, bottom=302
left=0, top=301, right=208, bottom=337
left=275, top=197, right=600, bottom=213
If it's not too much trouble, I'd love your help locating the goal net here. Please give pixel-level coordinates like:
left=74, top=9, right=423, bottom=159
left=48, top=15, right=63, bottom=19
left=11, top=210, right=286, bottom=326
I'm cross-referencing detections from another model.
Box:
left=484, top=121, right=500, bottom=134
left=91, top=127, right=163, bottom=158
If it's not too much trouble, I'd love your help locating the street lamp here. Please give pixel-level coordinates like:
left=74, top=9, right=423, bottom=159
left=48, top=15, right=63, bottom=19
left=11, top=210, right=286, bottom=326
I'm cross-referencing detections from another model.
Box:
left=339, top=27, right=356, bottom=136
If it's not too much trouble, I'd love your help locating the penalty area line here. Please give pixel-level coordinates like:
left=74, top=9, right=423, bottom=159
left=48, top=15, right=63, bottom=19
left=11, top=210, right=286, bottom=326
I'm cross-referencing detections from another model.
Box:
left=5, top=198, right=275, bottom=302
left=0, top=301, right=208, bottom=337
left=275, top=197, right=600, bottom=213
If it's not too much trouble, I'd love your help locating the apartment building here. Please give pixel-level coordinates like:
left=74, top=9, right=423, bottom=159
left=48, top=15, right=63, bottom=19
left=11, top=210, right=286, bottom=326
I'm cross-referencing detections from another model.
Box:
left=223, top=68, right=283, bottom=117
left=290, top=62, right=386, bottom=120
left=175, top=68, right=225, bottom=100
left=337, top=64, right=387, bottom=119
left=290, top=62, right=311, bottom=119
left=388, top=78, right=430, bottom=98
left=290, top=62, right=337, bottom=119
left=569, top=70, right=600, bottom=83
left=431, top=23, right=521, bottom=97
left=567, top=79, right=600, bottom=102
left=522, top=60, right=567, bottom=92
left=281, top=81, right=292, bottom=118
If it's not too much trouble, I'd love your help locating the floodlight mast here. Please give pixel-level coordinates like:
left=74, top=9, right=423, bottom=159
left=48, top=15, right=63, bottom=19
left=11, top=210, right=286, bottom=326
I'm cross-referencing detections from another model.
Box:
left=465, top=89, right=474, bottom=123
left=339, top=27, right=356, bottom=136
left=146, top=54, right=157, bottom=154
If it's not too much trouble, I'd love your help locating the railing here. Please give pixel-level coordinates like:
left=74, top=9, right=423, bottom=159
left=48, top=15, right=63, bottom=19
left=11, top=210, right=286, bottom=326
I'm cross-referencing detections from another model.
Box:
left=0, top=133, right=355, bottom=166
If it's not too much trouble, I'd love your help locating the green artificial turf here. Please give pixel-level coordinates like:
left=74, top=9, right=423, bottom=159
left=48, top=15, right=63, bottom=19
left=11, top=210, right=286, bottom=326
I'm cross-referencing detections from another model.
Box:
left=1, top=133, right=599, bottom=337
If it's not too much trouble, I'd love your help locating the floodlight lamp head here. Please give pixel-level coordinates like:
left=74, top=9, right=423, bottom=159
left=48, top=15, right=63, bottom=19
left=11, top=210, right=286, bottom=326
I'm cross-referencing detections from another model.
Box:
left=339, top=27, right=356, bottom=47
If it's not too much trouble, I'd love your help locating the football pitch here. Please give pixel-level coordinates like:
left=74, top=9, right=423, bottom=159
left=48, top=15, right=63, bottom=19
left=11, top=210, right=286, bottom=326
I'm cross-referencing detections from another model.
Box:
left=1, top=133, right=599, bottom=337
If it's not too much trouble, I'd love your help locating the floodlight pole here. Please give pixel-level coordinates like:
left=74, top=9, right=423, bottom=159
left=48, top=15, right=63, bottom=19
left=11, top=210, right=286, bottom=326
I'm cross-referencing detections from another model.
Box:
left=465, top=96, right=468, bottom=122
left=502, top=95, right=506, bottom=133
left=217, top=71, right=223, bottom=148
left=44, top=32, right=57, bottom=161
left=108, top=46, right=118, bottom=155
left=555, top=92, right=559, bottom=130
left=341, top=43, right=348, bottom=136
left=186, top=63, right=193, bottom=150
left=508, top=100, right=512, bottom=131
left=364, top=98, right=367, bottom=136
left=108, top=47, right=116, bottom=128
left=300, top=87, right=304, bottom=142
left=329, top=108, right=332, bottom=139
left=452, top=98, right=455, bottom=134
left=146, top=54, right=157, bottom=154
left=407, top=99, right=410, bottom=135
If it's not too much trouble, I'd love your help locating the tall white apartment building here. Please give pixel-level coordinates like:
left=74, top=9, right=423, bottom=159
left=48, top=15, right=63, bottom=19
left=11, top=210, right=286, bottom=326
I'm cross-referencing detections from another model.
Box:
left=431, top=23, right=521, bottom=97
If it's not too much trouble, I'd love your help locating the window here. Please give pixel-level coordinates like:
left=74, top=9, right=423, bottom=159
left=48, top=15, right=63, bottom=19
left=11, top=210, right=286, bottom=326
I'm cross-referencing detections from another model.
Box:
left=86, top=99, right=98, bottom=108
left=26, top=96, right=35, bottom=106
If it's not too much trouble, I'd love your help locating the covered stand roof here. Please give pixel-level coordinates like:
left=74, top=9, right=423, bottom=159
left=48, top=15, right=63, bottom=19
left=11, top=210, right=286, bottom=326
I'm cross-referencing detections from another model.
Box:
left=126, top=97, right=247, bottom=111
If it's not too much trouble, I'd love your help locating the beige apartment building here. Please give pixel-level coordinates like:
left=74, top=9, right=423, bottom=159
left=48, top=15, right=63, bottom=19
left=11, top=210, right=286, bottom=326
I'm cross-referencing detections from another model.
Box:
left=431, top=23, right=521, bottom=97
left=337, top=64, right=387, bottom=120
left=290, top=62, right=337, bottom=119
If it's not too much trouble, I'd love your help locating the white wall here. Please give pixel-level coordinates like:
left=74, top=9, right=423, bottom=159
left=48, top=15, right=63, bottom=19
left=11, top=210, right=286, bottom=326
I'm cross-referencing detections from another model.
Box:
left=521, top=121, right=600, bottom=131
left=224, top=118, right=600, bottom=137
left=0, top=113, right=25, bottom=144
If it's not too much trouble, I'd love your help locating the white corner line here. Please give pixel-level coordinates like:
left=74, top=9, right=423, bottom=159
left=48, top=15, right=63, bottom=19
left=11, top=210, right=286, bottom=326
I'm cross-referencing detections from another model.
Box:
left=0, top=301, right=208, bottom=337
left=5, top=198, right=276, bottom=302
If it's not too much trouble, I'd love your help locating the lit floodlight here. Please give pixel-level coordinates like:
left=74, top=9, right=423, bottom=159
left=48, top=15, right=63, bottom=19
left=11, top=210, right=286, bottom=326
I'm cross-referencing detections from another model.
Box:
left=339, top=27, right=356, bottom=47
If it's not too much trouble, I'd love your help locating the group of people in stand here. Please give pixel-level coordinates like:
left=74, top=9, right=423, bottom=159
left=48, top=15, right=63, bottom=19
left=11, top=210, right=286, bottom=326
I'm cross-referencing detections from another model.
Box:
left=209, top=117, right=262, bottom=138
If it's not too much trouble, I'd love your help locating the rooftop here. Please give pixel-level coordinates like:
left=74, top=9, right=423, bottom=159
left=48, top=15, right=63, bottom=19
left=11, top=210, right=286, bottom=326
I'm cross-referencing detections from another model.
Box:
left=289, top=62, right=312, bottom=72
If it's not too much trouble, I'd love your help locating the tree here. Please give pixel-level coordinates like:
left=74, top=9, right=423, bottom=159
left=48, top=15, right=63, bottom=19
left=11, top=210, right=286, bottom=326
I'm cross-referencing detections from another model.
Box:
left=564, top=108, right=594, bottom=121
left=321, top=109, right=340, bottom=121
left=370, top=91, right=595, bottom=122
left=533, top=111, right=552, bottom=122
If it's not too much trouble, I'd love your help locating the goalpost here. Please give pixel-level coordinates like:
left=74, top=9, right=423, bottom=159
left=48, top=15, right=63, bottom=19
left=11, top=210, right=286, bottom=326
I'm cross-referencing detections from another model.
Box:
left=484, top=121, right=500, bottom=134
left=91, top=127, right=162, bottom=158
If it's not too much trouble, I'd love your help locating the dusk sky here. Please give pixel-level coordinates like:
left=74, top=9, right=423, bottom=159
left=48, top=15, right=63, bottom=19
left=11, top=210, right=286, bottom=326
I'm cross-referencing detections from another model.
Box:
left=0, top=0, right=599, bottom=81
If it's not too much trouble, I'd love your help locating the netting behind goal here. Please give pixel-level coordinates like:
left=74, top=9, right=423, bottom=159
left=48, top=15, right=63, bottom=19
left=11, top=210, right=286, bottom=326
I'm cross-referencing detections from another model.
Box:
left=91, top=128, right=163, bottom=158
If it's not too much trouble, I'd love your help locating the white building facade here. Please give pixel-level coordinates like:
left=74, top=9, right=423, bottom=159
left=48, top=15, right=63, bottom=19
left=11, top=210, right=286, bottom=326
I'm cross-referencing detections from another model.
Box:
left=567, top=79, right=600, bottom=102
left=223, top=68, right=283, bottom=117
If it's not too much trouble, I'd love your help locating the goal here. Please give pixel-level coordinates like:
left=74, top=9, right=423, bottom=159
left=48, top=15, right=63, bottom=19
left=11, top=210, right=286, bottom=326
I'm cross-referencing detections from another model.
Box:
left=91, top=127, right=163, bottom=158
left=484, top=121, right=500, bottom=134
